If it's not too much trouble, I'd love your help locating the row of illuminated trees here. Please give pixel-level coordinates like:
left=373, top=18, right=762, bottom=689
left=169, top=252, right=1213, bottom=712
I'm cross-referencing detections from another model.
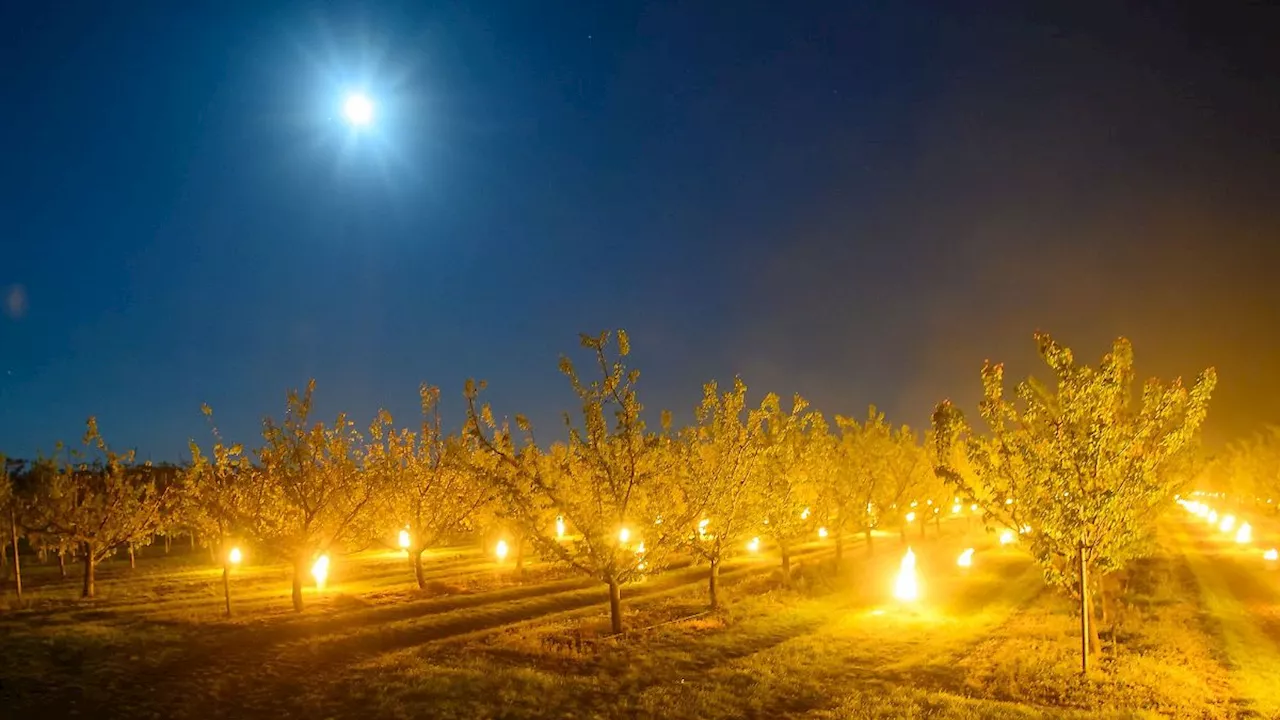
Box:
left=0, top=331, right=948, bottom=632
left=2, top=330, right=1218, bottom=662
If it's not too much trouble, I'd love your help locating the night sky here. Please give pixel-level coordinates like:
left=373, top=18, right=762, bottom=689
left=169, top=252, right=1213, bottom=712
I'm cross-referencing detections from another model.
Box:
left=2, top=1, right=1279, bottom=459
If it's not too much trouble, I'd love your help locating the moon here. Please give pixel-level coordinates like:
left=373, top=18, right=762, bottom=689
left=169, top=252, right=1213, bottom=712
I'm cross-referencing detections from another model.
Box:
left=342, top=93, right=374, bottom=126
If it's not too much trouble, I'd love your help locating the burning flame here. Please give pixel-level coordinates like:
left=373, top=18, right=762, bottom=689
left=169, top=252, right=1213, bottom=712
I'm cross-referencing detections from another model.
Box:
left=311, top=554, right=330, bottom=591
left=1235, top=523, right=1252, bottom=544
left=893, top=548, right=919, bottom=601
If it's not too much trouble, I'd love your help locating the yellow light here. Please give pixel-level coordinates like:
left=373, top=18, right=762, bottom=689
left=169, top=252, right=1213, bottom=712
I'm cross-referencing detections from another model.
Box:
left=906, top=511, right=916, bottom=523
left=747, top=537, right=760, bottom=553
left=311, top=554, right=330, bottom=591
left=618, top=527, right=631, bottom=544
left=1235, top=523, right=1252, bottom=544
left=951, top=504, right=962, bottom=514
left=1264, top=548, right=1278, bottom=561
left=957, top=548, right=974, bottom=567
left=970, top=503, right=979, bottom=513
left=893, top=548, right=919, bottom=602
left=818, top=527, right=829, bottom=538
left=999, top=530, right=1015, bottom=545
left=495, top=540, right=509, bottom=562
left=1020, top=525, right=1032, bottom=535
left=228, top=547, right=242, bottom=565
left=910, top=500, right=918, bottom=508
left=555, top=516, right=566, bottom=539
left=1207, top=511, right=1218, bottom=524
left=697, top=518, right=710, bottom=538
left=1219, top=515, right=1236, bottom=533
left=1005, top=497, right=1014, bottom=505
left=635, top=541, right=646, bottom=554
left=398, top=529, right=411, bottom=549
left=801, top=507, right=811, bottom=520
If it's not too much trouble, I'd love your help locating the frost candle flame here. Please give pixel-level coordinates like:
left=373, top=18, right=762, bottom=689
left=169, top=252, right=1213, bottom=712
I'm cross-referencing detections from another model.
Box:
left=311, top=554, right=330, bottom=591
left=893, top=548, right=919, bottom=601
left=1235, top=523, right=1252, bottom=544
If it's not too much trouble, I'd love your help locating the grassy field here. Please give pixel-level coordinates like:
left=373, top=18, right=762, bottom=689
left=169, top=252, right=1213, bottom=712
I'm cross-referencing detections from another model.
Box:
left=0, top=519, right=1270, bottom=719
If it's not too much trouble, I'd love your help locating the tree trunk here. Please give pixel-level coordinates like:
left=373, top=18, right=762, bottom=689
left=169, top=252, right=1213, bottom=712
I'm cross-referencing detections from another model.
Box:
left=58, top=548, right=67, bottom=579
left=608, top=579, right=623, bottom=635
left=413, top=548, right=427, bottom=590
left=708, top=557, right=721, bottom=610
left=514, top=535, right=526, bottom=576
left=835, top=534, right=844, bottom=563
left=190, top=533, right=197, bottom=551
left=919, top=516, right=927, bottom=538
left=865, top=527, right=874, bottom=555
left=164, top=535, right=172, bottom=554
left=82, top=543, right=95, bottom=599
left=222, top=563, right=232, bottom=617
left=129, top=544, right=136, bottom=569
left=291, top=559, right=305, bottom=612
left=780, top=542, right=792, bottom=587
left=935, top=514, right=942, bottom=533
left=9, top=506, right=21, bottom=602
left=899, top=524, right=907, bottom=544
left=1079, top=547, right=1090, bottom=674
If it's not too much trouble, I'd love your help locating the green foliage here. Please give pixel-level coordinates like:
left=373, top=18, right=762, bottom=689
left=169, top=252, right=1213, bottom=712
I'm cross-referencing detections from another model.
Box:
left=673, top=377, right=770, bottom=605
left=22, top=419, right=176, bottom=596
left=466, top=330, right=683, bottom=632
left=932, top=333, right=1216, bottom=627
left=375, top=385, right=493, bottom=587
left=1208, top=427, right=1280, bottom=509
left=244, top=381, right=385, bottom=562
left=185, top=405, right=247, bottom=557
left=756, top=393, right=820, bottom=572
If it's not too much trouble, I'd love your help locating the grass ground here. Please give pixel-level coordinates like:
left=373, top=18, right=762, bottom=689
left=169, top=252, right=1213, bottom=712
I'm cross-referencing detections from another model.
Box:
left=0, top=516, right=1273, bottom=719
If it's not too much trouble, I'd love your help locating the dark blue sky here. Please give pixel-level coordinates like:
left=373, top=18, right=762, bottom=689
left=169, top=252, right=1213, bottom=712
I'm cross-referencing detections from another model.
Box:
left=3, top=1, right=1279, bottom=458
